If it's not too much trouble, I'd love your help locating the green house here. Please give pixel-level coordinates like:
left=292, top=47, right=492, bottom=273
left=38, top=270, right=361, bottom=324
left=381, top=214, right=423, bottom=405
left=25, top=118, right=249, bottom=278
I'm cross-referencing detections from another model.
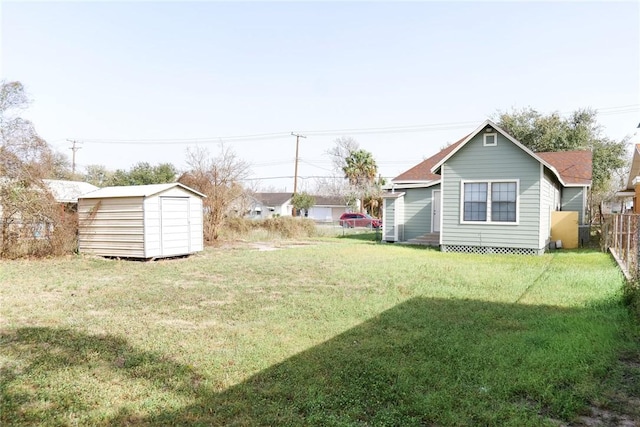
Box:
left=382, top=120, right=592, bottom=255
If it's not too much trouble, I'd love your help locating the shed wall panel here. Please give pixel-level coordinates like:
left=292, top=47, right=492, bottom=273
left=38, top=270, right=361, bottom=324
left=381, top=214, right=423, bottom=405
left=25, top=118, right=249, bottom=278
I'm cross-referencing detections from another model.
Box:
left=78, top=197, right=145, bottom=257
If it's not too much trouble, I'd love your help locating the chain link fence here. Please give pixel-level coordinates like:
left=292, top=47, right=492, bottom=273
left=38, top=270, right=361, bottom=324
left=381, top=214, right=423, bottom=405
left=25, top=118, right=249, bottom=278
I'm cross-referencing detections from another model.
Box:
left=602, top=214, right=640, bottom=280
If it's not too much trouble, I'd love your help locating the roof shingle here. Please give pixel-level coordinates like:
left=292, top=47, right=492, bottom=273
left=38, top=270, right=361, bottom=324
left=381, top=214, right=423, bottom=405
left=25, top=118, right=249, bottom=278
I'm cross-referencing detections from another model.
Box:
left=537, top=150, right=592, bottom=186
left=393, top=136, right=467, bottom=182
left=393, top=131, right=592, bottom=187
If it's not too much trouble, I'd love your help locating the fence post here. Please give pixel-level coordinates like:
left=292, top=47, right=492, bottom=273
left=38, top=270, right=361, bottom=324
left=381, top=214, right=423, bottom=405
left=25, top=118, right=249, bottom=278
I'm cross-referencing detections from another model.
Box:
left=636, top=215, right=640, bottom=280
left=627, top=215, right=632, bottom=274
left=611, top=215, right=618, bottom=251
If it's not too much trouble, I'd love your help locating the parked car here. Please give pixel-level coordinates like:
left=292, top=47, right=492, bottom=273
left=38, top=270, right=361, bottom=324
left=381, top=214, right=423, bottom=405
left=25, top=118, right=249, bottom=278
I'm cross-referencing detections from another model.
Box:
left=339, top=212, right=382, bottom=228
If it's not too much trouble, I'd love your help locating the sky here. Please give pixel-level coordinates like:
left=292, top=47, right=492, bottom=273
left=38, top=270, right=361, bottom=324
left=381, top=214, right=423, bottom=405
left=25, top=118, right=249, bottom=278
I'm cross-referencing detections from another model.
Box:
left=1, top=0, right=639, bottom=192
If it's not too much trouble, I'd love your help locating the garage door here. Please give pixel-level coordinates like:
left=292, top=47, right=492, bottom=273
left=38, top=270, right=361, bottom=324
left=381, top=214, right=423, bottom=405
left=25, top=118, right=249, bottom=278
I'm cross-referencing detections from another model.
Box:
left=308, top=207, right=332, bottom=221
left=161, top=197, right=190, bottom=256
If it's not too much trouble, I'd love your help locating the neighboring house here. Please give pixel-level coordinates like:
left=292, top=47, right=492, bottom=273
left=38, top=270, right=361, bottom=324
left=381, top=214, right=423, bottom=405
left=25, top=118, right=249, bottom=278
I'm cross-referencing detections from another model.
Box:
left=382, top=119, right=592, bottom=255
left=43, top=179, right=99, bottom=208
left=78, top=183, right=205, bottom=259
left=247, top=193, right=349, bottom=221
left=0, top=179, right=98, bottom=238
left=622, top=144, right=640, bottom=214
left=307, top=195, right=349, bottom=222
left=248, top=193, right=293, bottom=218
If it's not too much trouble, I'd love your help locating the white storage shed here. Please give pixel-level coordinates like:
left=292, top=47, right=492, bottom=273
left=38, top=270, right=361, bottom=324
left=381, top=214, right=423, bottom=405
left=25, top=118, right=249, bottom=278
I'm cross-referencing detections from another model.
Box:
left=78, top=183, right=205, bottom=259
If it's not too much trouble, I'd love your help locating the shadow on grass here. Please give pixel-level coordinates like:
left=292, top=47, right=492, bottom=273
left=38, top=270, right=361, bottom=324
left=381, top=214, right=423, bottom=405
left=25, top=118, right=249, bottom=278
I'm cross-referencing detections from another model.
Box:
left=1, top=298, right=624, bottom=426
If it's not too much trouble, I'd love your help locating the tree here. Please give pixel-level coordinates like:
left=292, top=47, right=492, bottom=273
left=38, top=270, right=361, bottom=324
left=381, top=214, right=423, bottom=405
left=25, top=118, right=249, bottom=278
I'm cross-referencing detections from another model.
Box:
left=179, top=144, right=250, bottom=242
left=291, top=192, right=315, bottom=217
left=318, top=137, right=370, bottom=210
left=107, top=162, right=177, bottom=186
left=0, top=81, right=73, bottom=256
left=362, top=175, right=387, bottom=218
left=342, top=149, right=380, bottom=214
left=496, top=107, right=628, bottom=223
left=84, top=164, right=113, bottom=187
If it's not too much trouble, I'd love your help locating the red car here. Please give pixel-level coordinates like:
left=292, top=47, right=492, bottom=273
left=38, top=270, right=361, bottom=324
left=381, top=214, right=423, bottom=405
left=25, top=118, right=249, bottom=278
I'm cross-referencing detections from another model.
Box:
left=339, top=213, right=382, bottom=228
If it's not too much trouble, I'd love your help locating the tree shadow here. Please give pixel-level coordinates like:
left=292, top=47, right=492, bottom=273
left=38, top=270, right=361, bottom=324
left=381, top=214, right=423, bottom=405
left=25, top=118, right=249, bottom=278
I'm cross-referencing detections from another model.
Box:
left=1, top=298, right=622, bottom=426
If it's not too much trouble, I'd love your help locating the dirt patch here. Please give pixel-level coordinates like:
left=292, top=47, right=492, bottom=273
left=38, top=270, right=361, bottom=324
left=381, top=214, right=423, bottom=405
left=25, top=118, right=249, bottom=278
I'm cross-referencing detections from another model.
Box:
left=574, top=407, right=638, bottom=426
left=570, top=354, right=640, bottom=427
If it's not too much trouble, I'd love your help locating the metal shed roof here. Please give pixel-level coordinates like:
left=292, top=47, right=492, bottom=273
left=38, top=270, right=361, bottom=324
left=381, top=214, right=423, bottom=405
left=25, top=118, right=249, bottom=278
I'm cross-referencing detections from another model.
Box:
left=43, top=179, right=99, bottom=203
left=80, top=183, right=205, bottom=199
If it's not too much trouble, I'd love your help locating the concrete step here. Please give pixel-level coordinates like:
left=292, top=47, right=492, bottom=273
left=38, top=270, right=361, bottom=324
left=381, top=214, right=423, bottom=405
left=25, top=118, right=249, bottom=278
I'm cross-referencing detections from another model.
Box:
left=405, top=233, right=440, bottom=246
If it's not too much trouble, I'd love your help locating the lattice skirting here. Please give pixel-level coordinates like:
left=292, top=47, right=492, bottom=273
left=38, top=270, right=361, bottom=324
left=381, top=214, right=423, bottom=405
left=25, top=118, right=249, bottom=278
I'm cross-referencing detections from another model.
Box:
left=440, top=245, right=544, bottom=256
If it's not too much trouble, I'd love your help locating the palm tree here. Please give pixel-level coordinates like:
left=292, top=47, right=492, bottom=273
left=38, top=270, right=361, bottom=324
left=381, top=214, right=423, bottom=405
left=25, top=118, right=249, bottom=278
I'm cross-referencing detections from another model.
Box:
left=342, top=149, right=378, bottom=213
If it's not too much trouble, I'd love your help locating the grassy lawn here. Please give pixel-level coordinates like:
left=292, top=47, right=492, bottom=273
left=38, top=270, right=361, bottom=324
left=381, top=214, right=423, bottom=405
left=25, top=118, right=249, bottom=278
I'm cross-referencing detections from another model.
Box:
left=1, top=237, right=639, bottom=426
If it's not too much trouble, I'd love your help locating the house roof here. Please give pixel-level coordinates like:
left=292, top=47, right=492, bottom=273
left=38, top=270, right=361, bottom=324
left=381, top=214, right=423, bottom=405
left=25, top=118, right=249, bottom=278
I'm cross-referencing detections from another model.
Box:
left=80, top=183, right=205, bottom=199
left=537, top=151, right=592, bottom=186
left=393, top=136, right=467, bottom=182
left=381, top=191, right=406, bottom=199
left=394, top=119, right=592, bottom=188
left=313, top=195, right=346, bottom=206
left=42, top=180, right=99, bottom=203
left=253, top=192, right=293, bottom=206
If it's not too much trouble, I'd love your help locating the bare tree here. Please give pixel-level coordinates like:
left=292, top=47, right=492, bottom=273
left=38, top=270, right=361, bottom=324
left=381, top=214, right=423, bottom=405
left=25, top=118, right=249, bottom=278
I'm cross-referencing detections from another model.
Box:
left=313, top=177, right=347, bottom=197
left=326, top=136, right=360, bottom=174
left=178, top=144, right=251, bottom=242
left=0, top=81, right=74, bottom=257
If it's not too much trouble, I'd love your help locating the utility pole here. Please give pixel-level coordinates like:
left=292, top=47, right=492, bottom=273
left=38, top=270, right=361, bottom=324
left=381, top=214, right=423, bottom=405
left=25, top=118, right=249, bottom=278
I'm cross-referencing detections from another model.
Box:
left=291, top=132, right=306, bottom=216
left=67, top=139, right=82, bottom=175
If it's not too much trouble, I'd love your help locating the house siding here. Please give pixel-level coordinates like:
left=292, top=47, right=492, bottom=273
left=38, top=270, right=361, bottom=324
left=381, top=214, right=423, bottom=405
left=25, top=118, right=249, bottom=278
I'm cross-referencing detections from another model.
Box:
left=441, top=133, right=542, bottom=250
left=403, top=187, right=437, bottom=240
left=383, top=198, right=395, bottom=241
left=562, top=187, right=586, bottom=224
left=540, top=168, right=560, bottom=248
left=78, top=197, right=146, bottom=257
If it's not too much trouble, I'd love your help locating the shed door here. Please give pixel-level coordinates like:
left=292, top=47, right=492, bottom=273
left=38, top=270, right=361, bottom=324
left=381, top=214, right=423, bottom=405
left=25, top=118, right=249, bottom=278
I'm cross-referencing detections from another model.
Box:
left=160, top=197, right=190, bottom=256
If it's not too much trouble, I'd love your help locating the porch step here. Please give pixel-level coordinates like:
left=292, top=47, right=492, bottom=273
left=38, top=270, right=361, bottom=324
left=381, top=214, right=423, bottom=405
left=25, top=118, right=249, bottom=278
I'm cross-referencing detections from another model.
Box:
left=404, top=233, right=440, bottom=246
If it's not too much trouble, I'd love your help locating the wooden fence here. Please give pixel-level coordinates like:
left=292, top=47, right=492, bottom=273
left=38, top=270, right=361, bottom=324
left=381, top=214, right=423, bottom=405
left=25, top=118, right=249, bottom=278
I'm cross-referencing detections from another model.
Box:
left=603, top=214, right=640, bottom=280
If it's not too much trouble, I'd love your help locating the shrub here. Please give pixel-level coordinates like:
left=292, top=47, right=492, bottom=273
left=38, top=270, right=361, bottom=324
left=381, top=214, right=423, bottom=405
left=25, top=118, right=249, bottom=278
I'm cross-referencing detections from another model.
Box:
left=218, top=216, right=317, bottom=241
left=624, top=281, right=640, bottom=321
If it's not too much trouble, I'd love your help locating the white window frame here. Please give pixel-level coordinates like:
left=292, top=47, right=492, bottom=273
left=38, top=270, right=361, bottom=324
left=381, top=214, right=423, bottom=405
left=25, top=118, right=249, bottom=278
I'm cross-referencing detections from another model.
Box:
left=460, top=179, right=520, bottom=225
left=483, top=133, right=497, bottom=146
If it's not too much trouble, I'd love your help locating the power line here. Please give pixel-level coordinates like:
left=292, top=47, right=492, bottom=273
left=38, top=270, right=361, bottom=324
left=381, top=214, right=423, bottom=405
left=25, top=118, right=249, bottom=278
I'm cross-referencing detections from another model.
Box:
left=68, top=103, right=640, bottom=145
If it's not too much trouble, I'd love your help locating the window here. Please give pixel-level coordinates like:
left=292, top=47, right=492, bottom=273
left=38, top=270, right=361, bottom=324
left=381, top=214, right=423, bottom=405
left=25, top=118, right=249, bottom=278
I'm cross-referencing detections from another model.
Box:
left=462, top=180, right=518, bottom=223
left=483, top=133, right=497, bottom=146
left=463, top=183, right=487, bottom=221
left=491, top=182, right=517, bottom=222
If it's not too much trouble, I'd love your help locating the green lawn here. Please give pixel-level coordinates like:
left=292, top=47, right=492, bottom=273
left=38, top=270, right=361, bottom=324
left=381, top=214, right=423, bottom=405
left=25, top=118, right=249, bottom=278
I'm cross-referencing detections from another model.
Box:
left=1, top=237, right=638, bottom=426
